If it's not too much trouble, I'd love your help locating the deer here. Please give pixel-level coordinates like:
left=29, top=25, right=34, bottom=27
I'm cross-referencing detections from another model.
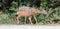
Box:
left=16, top=6, right=48, bottom=24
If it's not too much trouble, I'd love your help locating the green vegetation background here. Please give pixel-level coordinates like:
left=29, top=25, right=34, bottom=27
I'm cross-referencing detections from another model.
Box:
left=0, top=0, right=60, bottom=24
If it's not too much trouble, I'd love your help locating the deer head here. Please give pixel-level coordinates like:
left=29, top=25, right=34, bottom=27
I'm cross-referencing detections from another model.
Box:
left=39, top=8, right=48, bottom=14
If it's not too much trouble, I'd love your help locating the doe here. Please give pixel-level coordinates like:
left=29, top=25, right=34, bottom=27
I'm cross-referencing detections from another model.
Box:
left=16, top=6, right=48, bottom=24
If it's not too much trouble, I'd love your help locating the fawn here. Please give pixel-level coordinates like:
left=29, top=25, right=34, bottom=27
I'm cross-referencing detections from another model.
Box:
left=16, top=6, right=48, bottom=24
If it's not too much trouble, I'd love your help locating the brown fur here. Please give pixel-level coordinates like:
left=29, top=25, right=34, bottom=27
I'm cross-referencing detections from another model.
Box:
left=16, top=6, right=48, bottom=24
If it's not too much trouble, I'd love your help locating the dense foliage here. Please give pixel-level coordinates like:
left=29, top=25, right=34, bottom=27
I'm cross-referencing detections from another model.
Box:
left=0, top=0, right=60, bottom=24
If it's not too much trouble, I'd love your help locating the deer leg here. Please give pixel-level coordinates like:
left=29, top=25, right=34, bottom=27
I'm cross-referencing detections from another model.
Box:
left=16, top=15, right=21, bottom=24
left=33, top=15, right=38, bottom=24
left=24, top=16, right=27, bottom=24
left=29, top=16, right=33, bottom=24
